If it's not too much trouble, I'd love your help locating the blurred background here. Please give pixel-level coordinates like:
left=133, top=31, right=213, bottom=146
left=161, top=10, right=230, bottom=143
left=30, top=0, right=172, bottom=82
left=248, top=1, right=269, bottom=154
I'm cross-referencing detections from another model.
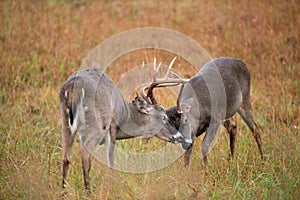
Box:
left=0, top=1, right=299, bottom=199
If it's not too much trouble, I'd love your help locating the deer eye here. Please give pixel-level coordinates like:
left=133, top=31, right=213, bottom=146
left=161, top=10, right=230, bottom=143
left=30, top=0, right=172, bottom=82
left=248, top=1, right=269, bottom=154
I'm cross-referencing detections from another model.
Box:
left=162, top=115, right=167, bottom=121
left=184, top=118, right=188, bottom=124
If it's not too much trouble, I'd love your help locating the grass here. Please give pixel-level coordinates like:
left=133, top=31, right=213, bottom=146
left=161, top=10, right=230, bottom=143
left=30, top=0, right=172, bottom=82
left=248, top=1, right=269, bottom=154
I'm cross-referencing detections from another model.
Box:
left=0, top=0, right=299, bottom=199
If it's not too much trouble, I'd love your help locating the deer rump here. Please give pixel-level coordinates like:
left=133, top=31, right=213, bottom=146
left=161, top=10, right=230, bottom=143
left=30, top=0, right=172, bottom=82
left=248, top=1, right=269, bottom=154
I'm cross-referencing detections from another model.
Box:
left=60, top=69, right=128, bottom=147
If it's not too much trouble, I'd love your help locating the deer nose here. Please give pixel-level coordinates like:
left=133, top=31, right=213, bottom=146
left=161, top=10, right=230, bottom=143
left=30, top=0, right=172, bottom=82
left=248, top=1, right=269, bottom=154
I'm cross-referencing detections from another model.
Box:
left=182, top=139, right=193, bottom=150
left=182, top=142, right=193, bottom=150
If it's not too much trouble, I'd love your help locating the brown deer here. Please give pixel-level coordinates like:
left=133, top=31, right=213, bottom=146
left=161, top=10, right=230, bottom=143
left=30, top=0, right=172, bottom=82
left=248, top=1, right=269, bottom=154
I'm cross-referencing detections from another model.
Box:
left=144, top=57, right=264, bottom=166
left=59, top=67, right=183, bottom=193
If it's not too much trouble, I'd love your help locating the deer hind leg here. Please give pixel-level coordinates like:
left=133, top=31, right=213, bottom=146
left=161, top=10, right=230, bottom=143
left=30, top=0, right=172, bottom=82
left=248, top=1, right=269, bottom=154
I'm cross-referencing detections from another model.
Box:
left=224, top=117, right=237, bottom=159
left=62, top=129, right=76, bottom=189
left=80, top=127, right=105, bottom=194
left=238, top=102, right=263, bottom=159
left=61, top=105, right=76, bottom=189
left=80, top=145, right=92, bottom=195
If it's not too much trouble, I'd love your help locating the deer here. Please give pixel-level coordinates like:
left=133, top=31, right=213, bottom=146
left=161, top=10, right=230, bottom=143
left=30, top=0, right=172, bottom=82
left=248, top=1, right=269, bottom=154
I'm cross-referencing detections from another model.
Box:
left=143, top=57, right=264, bottom=166
left=59, top=65, right=184, bottom=193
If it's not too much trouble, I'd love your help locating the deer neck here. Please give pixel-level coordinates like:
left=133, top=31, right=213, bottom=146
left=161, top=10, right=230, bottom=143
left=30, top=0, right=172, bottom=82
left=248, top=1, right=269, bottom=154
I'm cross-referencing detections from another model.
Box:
left=114, top=102, right=150, bottom=138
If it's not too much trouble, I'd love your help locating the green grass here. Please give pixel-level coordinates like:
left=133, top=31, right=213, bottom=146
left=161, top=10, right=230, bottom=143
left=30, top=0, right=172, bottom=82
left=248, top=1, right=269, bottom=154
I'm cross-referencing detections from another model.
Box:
left=1, top=0, right=299, bottom=199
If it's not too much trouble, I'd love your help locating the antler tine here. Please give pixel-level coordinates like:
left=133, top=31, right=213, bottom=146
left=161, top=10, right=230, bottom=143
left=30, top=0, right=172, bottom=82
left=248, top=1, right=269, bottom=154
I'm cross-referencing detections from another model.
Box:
left=140, top=61, right=153, bottom=104
left=153, top=61, right=162, bottom=82
left=154, top=56, right=189, bottom=83
left=155, top=62, right=162, bottom=78
left=164, top=56, right=177, bottom=79
left=140, top=58, right=163, bottom=105
left=142, top=57, right=190, bottom=105
left=170, top=71, right=188, bottom=81
left=153, top=57, right=157, bottom=81
left=140, top=84, right=152, bottom=104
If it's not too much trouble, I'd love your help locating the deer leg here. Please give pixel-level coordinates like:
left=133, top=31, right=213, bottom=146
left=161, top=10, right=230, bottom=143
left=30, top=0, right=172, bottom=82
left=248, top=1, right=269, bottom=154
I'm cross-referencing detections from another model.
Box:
left=80, top=145, right=91, bottom=195
left=201, top=121, right=221, bottom=166
left=61, top=127, right=76, bottom=189
left=224, top=118, right=237, bottom=159
left=184, top=146, right=193, bottom=166
left=80, top=128, right=105, bottom=194
left=238, top=107, right=264, bottom=159
left=106, top=123, right=117, bottom=168
left=253, top=122, right=264, bottom=159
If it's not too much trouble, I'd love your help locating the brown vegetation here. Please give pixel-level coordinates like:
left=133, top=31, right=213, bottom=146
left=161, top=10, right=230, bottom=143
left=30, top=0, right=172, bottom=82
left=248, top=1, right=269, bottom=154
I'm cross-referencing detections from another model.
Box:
left=0, top=0, right=299, bottom=199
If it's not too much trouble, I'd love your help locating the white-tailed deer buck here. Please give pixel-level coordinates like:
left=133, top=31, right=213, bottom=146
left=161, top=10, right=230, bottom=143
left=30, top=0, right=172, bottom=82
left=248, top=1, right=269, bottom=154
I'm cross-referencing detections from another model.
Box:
left=144, top=57, right=264, bottom=166
left=59, top=67, right=182, bottom=193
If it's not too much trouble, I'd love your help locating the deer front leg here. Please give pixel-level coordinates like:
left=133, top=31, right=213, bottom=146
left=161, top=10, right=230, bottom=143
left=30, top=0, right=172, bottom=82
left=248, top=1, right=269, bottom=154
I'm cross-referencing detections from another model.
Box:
left=184, top=146, right=193, bottom=166
left=201, top=121, right=221, bottom=166
left=183, top=132, right=195, bottom=166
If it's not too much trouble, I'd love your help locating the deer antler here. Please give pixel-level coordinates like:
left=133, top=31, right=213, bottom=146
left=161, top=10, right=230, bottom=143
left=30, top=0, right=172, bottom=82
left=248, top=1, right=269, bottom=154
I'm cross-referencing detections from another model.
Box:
left=141, top=57, right=189, bottom=105
left=176, top=83, right=185, bottom=113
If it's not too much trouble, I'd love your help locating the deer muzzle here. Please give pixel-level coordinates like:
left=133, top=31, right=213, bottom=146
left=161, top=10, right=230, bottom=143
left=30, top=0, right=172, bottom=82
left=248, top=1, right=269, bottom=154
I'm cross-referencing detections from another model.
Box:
left=182, top=142, right=193, bottom=150
left=181, top=138, right=193, bottom=150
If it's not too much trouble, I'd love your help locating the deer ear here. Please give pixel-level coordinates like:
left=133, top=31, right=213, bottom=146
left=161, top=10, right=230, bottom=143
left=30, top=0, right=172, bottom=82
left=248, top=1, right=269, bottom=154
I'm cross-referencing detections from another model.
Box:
left=132, top=93, right=139, bottom=103
left=133, top=97, right=152, bottom=114
left=181, top=98, right=193, bottom=113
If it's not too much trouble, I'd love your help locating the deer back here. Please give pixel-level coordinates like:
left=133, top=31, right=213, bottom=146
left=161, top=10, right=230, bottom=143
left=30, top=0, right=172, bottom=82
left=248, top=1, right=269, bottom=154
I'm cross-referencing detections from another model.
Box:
left=180, top=57, right=251, bottom=123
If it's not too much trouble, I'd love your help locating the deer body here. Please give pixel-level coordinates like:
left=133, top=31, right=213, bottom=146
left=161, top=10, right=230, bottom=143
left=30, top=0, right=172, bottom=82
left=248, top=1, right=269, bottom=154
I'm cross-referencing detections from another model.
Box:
left=168, top=57, right=263, bottom=165
left=60, top=68, right=178, bottom=192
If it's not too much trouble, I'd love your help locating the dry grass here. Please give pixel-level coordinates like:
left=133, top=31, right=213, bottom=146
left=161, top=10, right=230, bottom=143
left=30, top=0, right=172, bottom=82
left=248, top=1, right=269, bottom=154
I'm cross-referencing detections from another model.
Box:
left=1, top=0, right=299, bottom=199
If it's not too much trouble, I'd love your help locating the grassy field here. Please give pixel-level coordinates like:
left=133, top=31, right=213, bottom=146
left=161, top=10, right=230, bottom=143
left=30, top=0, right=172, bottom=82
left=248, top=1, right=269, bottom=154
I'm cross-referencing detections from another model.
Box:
left=1, top=0, right=299, bottom=199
